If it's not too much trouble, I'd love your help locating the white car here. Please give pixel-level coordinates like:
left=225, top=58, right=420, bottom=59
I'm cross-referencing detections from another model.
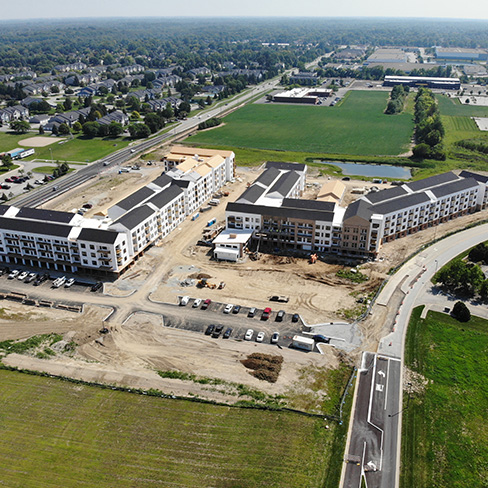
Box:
left=271, top=332, right=280, bottom=344
left=52, top=276, right=66, bottom=288
left=64, top=278, right=76, bottom=288
left=256, top=332, right=265, bottom=343
left=180, top=296, right=190, bottom=306
left=223, top=303, right=234, bottom=314
left=192, top=298, right=202, bottom=308
left=8, top=270, right=19, bottom=279
left=25, top=272, right=37, bottom=283
left=17, top=271, right=29, bottom=280
left=244, top=329, right=254, bottom=341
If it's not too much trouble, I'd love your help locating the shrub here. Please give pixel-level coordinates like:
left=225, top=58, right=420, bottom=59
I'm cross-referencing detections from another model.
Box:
left=451, top=301, right=471, bottom=322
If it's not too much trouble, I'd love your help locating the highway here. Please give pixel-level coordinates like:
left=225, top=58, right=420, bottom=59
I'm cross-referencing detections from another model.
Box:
left=342, top=221, right=488, bottom=488
left=12, top=80, right=279, bottom=209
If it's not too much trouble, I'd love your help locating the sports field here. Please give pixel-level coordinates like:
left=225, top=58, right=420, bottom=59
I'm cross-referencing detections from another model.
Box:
left=0, top=369, right=341, bottom=488
left=185, top=91, right=414, bottom=156
left=401, top=307, right=488, bottom=488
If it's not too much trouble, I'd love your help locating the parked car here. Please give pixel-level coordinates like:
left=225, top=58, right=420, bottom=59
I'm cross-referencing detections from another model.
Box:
left=248, top=307, right=257, bottom=318
left=53, top=276, right=66, bottom=288
left=201, top=298, right=211, bottom=310
left=205, top=324, right=215, bottom=336
left=2, top=184, right=10, bottom=189
left=276, top=310, right=285, bottom=322
left=256, top=332, right=265, bottom=343
left=34, top=179, right=44, bottom=185
left=5, top=178, right=13, bottom=183
left=25, top=272, right=37, bottom=283
left=192, top=298, right=202, bottom=308
left=232, top=304, right=241, bottom=314
left=224, top=303, right=234, bottom=314
left=17, top=271, right=28, bottom=280
left=223, top=327, right=233, bottom=339
left=292, top=313, right=300, bottom=323
left=261, top=307, right=272, bottom=320
left=180, top=296, right=190, bottom=306
left=8, top=270, right=19, bottom=279
left=244, top=329, right=254, bottom=341
left=65, top=278, right=76, bottom=288
left=212, top=325, right=224, bottom=338
left=271, top=332, right=280, bottom=344
left=34, top=273, right=49, bottom=286
left=313, top=334, right=330, bottom=344
left=91, top=281, right=103, bottom=292
left=269, top=295, right=289, bottom=303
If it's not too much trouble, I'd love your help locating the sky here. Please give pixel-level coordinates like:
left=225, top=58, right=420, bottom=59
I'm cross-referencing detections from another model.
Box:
left=2, top=0, right=488, bottom=21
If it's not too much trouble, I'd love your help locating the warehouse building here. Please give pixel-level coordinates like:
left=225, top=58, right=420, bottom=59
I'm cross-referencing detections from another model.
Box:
left=383, top=75, right=461, bottom=90
left=435, top=47, right=488, bottom=61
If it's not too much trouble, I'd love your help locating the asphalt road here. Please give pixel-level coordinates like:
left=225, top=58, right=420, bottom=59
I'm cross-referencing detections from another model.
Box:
left=343, top=352, right=401, bottom=488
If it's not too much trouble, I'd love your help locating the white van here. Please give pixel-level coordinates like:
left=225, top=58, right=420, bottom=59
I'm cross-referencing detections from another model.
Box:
left=180, top=296, right=190, bottom=306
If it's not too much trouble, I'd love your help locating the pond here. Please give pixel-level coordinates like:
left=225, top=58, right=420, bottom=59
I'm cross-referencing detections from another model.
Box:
left=314, top=161, right=412, bottom=179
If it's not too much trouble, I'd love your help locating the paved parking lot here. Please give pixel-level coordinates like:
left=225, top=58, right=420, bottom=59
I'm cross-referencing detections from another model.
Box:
left=163, top=296, right=303, bottom=347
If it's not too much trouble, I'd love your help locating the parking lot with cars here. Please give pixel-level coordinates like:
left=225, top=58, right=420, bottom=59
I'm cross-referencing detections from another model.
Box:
left=172, top=296, right=304, bottom=348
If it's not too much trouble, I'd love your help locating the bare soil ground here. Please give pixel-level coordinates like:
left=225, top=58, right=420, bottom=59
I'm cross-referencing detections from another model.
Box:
left=19, top=136, right=66, bottom=147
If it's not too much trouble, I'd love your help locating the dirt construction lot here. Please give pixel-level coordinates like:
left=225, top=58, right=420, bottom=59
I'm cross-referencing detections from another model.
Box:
left=3, top=161, right=488, bottom=403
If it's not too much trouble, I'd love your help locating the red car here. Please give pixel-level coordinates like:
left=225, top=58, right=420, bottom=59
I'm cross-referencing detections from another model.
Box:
left=201, top=298, right=211, bottom=310
left=11, top=176, right=18, bottom=180
left=5, top=178, right=13, bottom=183
left=261, top=307, right=272, bottom=320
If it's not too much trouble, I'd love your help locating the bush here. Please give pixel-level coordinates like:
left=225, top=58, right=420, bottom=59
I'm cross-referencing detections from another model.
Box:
left=240, top=353, right=283, bottom=383
left=451, top=301, right=471, bottom=322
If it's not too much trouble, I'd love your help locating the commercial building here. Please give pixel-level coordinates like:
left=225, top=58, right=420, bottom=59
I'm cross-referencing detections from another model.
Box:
left=0, top=146, right=235, bottom=276
left=221, top=166, right=488, bottom=261
left=435, top=47, right=488, bottom=61
left=271, top=87, right=332, bottom=105
left=383, top=75, right=461, bottom=90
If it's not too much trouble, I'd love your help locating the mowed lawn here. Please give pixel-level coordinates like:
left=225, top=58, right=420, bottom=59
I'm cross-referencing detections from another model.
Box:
left=0, top=369, right=337, bottom=488
left=186, top=91, right=414, bottom=156
left=0, top=131, right=130, bottom=163
left=436, top=94, right=488, bottom=117
left=401, top=308, right=488, bottom=488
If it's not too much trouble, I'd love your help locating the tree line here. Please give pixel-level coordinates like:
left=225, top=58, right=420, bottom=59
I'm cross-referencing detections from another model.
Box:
left=385, top=85, right=409, bottom=115
left=412, top=88, right=446, bottom=161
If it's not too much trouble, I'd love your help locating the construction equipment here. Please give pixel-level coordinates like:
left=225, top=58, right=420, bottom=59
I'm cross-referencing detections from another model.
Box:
left=197, top=278, right=217, bottom=289
left=218, top=281, right=226, bottom=289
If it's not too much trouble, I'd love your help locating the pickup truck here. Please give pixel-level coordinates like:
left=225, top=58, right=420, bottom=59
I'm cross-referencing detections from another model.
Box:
left=269, top=295, right=289, bottom=303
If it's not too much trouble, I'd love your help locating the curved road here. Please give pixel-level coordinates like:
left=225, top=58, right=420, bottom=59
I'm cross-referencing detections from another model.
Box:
left=342, top=221, right=488, bottom=488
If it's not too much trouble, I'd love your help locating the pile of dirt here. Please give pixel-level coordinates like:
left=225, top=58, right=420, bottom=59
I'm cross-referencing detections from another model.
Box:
left=189, top=272, right=212, bottom=279
left=241, top=353, right=283, bottom=383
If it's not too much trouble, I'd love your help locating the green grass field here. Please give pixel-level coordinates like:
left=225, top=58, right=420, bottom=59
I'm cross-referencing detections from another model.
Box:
left=185, top=91, right=414, bottom=156
left=0, top=369, right=344, bottom=488
left=0, top=131, right=130, bottom=163
left=436, top=94, right=488, bottom=117
left=401, top=307, right=488, bottom=488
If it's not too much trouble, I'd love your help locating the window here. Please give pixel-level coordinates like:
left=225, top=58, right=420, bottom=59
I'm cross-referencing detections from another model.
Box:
left=81, top=243, right=86, bottom=248
left=90, top=245, right=95, bottom=250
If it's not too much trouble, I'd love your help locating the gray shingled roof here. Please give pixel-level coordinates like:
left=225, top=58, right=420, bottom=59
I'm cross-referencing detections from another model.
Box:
left=265, top=161, right=306, bottom=172
left=268, top=171, right=301, bottom=197
left=78, top=228, right=120, bottom=244
left=237, top=185, right=266, bottom=204
left=406, top=172, right=458, bottom=192
left=114, top=205, right=155, bottom=230
left=147, top=185, right=184, bottom=209
left=364, top=186, right=408, bottom=204
left=430, top=177, right=478, bottom=198
left=114, top=187, right=155, bottom=211
left=0, top=205, right=10, bottom=216
left=226, top=201, right=334, bottom=222
left=0, top=216, right=72, bottom=238
left=152, top=174, right=173, bottom=189
left=459, top=170, right=488, bottom=184
left=343, top=199, right=373, bottom=222
left=371, top=192, right=431, bottom=215
left=16, top=207, right=75, bottom=224
left=255, top=167, right=281, bottom=187
left=283, top=198, right=335, bottom=211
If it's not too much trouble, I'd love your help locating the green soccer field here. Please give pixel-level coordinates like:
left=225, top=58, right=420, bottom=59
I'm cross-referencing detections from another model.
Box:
left=0, top=369, right=344, bottom=488
left=401, top=307, right=488, bottom=487
left=185, top=91, right=414, bottom=156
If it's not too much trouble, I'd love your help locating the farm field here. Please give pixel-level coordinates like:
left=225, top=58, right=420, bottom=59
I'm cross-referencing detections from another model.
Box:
left=401, top=307, right=488, bottom=488
left=0, top=369, right=342, bottom=488
left=185, top=91, right=414, bottom=156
